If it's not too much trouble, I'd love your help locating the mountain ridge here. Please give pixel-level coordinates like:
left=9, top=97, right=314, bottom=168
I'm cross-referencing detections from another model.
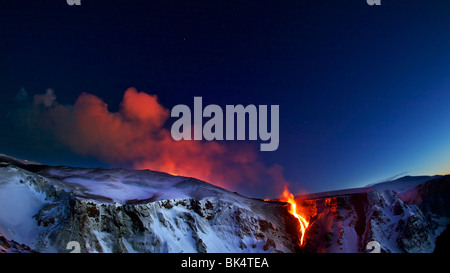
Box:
left=0, top=154, right=448, bottom=253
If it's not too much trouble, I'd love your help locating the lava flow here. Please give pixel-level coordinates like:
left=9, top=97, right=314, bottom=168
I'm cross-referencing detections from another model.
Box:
left=281, top=186, right=309, bottom=246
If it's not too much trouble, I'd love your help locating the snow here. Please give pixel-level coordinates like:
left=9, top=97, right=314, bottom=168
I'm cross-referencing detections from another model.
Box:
left=0, top=167, right=49, bottom=249
left=368, top=175, right=442, bottom=192
left=38, top=167, right=248, bottom=205
left=0, top=154, right=448, bottom=253
left=0, top=154, right=41, bottom=166
left=91, top=229, right=113, bottom=253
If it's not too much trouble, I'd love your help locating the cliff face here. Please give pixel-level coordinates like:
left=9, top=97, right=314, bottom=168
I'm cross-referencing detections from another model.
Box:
left=53, top=196, right=300, bottom=253
left=300, top=176, right=450, bottom=253
left=0, top=163, right=299, bottom=253
left=0, top=155, right=448, bottom=253
left=0, top=233, right=34, bottom=253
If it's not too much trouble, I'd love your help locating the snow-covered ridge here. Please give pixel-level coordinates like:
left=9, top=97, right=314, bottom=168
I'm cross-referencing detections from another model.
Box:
left=299, top=175, right=450, bottom=253
left=367, top=175, right=444, bottom=192
left=0, top=154, right=41, bottom=166
left=0, top=158, right=299, bottom=253
left=0, top=154, right=448, bottom=253
left=0, top=154, right=254, bottom=205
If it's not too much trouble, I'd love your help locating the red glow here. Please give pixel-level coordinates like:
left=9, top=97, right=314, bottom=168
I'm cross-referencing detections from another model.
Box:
left=40, top=88, right=288, bottom=193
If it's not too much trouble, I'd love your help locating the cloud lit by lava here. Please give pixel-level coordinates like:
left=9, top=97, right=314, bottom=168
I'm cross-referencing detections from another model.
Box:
left=14, top=87, right=291, bottom=197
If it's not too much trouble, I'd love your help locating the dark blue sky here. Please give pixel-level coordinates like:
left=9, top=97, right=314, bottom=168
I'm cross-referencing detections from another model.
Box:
left=1, top=0, right=449, bottom=195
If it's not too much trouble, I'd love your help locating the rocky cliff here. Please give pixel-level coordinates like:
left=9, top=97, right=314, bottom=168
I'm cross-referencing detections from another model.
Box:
left=0, top=155, right=448, bottom=253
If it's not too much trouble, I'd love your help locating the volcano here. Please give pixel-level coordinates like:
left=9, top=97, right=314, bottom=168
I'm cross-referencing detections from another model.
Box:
left=0, top=154, right=448, bottom=253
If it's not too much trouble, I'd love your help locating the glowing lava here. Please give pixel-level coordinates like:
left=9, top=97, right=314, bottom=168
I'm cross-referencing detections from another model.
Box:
left=281, top=186, right=309, bottom=246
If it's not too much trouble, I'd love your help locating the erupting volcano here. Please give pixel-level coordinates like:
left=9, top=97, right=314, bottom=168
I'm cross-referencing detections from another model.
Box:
left=281, top=187, right=310, bottom=246
left=0, top=154, right=449, bottom=253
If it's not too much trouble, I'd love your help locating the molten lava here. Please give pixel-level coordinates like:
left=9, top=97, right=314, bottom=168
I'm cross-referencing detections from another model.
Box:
left=281, top=187, right=309, bottom=246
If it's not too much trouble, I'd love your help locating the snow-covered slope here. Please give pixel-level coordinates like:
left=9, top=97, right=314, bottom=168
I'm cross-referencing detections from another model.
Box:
left=0, top=156, right=299, bottom=253
left=367, top=175, right=443, bottom=192
left=0, top=154, right=448, bottom=253
left=299, top=175, right=450, bottom=253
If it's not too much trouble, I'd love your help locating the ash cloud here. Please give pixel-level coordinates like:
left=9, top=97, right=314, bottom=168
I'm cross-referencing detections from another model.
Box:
left=11, top=87, right=290, bottom=197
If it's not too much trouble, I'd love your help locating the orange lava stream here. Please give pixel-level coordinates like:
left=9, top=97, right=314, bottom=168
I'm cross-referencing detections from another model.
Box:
left=281, top=187, right=309, bottom=246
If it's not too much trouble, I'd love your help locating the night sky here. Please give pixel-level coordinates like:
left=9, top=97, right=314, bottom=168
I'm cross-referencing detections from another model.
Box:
left=1, top=0, right=449, bottom=197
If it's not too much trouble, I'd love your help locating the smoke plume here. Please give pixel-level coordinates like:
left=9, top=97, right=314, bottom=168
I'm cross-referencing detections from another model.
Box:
left=16, top=87, right=289, bottom=196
